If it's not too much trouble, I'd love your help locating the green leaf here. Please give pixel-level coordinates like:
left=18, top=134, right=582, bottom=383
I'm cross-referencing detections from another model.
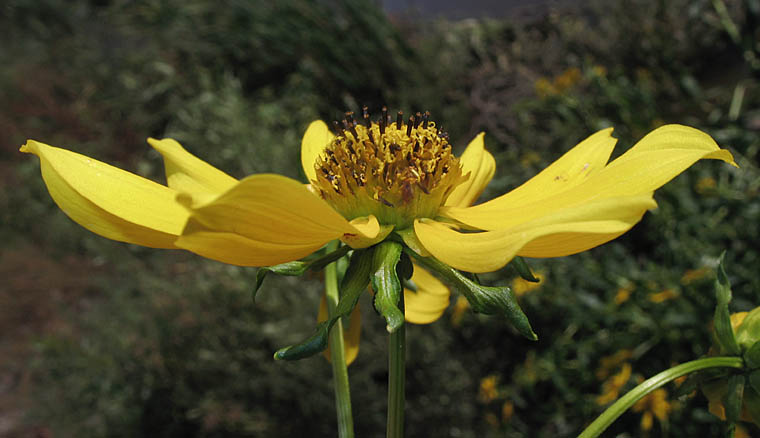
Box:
left=371, top=241, right=405, bottom=333
left=252, top=244, right=350, bottom=302
left=745, top=342, right=760, bottom=369
left=749, top=370, right=760, bottom=395
left=406, top=248, right=537, bottom=341
left=724, top=374, right=745, bottom=424
left=744, top=383, right=760, bottom=425
left=510, top=256, right=539, bottom=282
left=714, top=252, right=740, bottom=355
left=274, top=248, right=373, bottom=361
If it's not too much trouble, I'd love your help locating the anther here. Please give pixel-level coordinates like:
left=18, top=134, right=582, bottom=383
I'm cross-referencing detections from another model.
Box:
left=362, top=106, right=370, bottom=127
left=332, top=121, right=342, bottom=136
left=396, top=111, right=403, bottom=129
left=422, top=111, right=430, bottom=129
left=406, top=115, right=414, bottom=136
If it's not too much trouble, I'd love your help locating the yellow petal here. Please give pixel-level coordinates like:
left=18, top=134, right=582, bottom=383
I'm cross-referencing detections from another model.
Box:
left=415, top=195, right=657, bottom=273
left=301, top=120, right=334, bottom=182
left=147, top=138, right=237, bottom=196
left=185, top=173, right=361, bottom=246
left=175, top=227, right=326, bottom=266
left=20, top=140, right=188, bottom=248
left=442, top=125, right=734, bottom=231
left=341, top=216, right=394, bottom=249
left=318, top=295, right=362, bottom=365
left=445, top=133, right=496, bottom=207
left=404, top=264, right=450, bottom=324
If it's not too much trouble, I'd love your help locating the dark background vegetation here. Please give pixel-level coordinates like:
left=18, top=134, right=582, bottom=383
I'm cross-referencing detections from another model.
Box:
left=1, top=0, right=759, bottom=436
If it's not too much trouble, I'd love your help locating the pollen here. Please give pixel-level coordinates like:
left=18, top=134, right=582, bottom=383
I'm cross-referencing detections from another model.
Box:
left=312, top=108, right=467, bottom=228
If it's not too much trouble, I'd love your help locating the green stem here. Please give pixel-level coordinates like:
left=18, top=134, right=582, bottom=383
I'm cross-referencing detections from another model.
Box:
left=578, top=356, right=744, bottom=438
left=325, top=241, right=354, bottom=438
left=387, top=321, right=406, bottom=438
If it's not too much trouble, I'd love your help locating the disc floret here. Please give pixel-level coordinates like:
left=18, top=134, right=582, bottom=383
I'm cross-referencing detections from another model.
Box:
left=312, top=108, right=466, bottom=228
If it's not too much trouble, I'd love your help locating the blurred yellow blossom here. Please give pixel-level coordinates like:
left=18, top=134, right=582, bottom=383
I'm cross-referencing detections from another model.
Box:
left=648, top=288, right=679, bottom=303
left=534, top=77, right=556, bottom=98
left=696, top=176, right=717, bottom=194
left=511, top=272, right=544, bottom=296
left=501, top=401, right=515, bottom=422
left=596, top=350, right=633, bottom=380
left=632, top=388, right=672, bottom=431
left=554, top=67, right=582, bottom=92
left=614, top=284, right=634, bottom=305
left=591, top=65, right=607, bottom=77
left=479, top=375, right=500, bottom=403
left=596, top=363, right=632, bottom=405
left=450, top=295, right=470, bottom=327
left=680, top=267, right=711, bottom=285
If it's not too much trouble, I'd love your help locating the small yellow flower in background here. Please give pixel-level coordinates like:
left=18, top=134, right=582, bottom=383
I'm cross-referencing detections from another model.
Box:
left=680, top=267, right=712, bottom=285
left=591, top=65, right=607, bottom=78
left=735, top=425, right=751, bottom=438
left=596, top=363, right=632, bottom=405
left=534, top=77, right=556, bottom=98
left=596, top=350, right=633, bottom=380
left=554, top=67, right=582, bottom=93
left=614, top=284, right=634, bottom=305
left=501, top=401, right=514, bottom=422
left=511, top=272, right=544, bottom=296
left=478, top=375, right=500, bottom=403
left=696, top=176, right=717, bottom=194
left=632, top=388, right=673, bottom=431
left=450, top=295, right=470, bottom=327
left=648, top=288, right=679, bottom=303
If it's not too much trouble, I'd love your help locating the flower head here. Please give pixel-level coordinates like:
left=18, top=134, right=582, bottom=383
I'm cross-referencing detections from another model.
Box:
left=20, top=112, right=736, bottom=354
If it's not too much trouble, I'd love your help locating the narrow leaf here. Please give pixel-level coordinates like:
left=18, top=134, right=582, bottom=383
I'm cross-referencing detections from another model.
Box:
left=714, top=252, right=740, bottom=355
left=724, top=374, right=745, bottom=424
left=407, top=248, right=537, bottom=341
left=274, top=248, right=373, bottom=361
left=252, top=244, right=350, bottom=302
left=510, top=256, right=539, bottom=282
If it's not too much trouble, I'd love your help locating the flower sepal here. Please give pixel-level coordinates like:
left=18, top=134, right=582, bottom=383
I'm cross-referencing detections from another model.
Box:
left=274, top=248, right=372, bottom=361
left=405, top=248, right=537, bottom=341
left=371, top=241, right=405, bottom=333
left=713, top=253, right=741, bottom=356
left=510, top=256, right=540, bottom=283
left=253, top=244, right=351, bottom=302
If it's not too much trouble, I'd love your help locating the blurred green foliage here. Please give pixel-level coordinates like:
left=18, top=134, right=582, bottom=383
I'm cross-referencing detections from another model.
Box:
left=2, top=0, right=760, bottom=437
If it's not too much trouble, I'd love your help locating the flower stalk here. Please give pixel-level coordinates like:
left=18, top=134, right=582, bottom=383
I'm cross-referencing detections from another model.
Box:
left=387, top=301, right=406, bottom=438
left=578, top=356, right=744, bottom=438
left=325, top=241, right=354, bottom=438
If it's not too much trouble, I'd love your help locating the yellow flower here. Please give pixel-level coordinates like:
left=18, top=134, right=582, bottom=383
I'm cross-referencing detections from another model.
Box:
left=632, top=388, right=672, bottom=431
left=614, top=285, right=633, bottom=305
left=450, top=295, right=470, bottom=327
left=511, top=272, right=544, bottom=296
left=595, top=349, right=633, bottom=380
left=596, top=363, right=632, bottom=405
left=478, top=375, right=500, bottom=403
left=680, top=267, right=711, bottom=285
left=501, top=401, right=514, bottom=422
left=648, top=288, right=679, bottom=303
left=20, top=113, right=736, bottom=342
